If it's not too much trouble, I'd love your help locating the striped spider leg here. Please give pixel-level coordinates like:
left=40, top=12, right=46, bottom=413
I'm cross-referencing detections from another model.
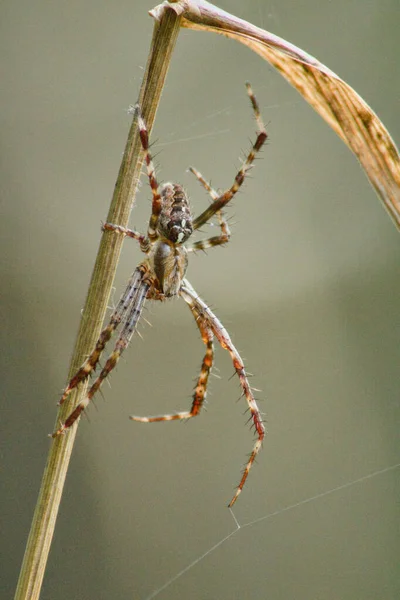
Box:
left=53, top=264, right=151, bottom=435
left=52, top=83, right=267, bottom=506
left=180, top=280, right=265, bottom=507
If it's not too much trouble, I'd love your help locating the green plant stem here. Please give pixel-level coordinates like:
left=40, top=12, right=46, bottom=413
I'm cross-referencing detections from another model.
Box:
left=14, top=7, right=182, bottom=600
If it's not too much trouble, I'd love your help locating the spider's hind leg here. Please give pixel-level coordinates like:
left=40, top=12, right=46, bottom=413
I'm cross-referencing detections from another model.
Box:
left=134, top=105, right=162, bottom=242
left=186, top=166, right=231, bottom=252
left=192, top=83, right=267, bottom=232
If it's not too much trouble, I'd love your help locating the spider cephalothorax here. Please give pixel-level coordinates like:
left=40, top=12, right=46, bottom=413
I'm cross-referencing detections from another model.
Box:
left=53, top=83, right=267, bottom=507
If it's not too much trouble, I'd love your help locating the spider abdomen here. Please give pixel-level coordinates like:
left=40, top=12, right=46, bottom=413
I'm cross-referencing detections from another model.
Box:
left=158, top=182, right=193, bottom=244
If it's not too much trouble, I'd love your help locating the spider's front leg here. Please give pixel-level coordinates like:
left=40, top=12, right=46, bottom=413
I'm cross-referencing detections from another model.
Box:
left=58, top=219, right=150, bottom=408
left=180, top=280, right=265, bottom=507
left=52, top=266, right=150, bottom=436
left=129, top=317, right=214, bottom=423
left=58, top=267, right=146, bottom=406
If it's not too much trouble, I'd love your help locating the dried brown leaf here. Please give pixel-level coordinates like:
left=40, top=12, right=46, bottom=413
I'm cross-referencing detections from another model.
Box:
left=153, top=0, right=400, bottom=228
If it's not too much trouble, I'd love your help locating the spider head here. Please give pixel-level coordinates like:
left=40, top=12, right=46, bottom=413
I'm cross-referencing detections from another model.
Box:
left=152, top=241, right=188, bottom=297
left=158, top=183, right=193, bottom=245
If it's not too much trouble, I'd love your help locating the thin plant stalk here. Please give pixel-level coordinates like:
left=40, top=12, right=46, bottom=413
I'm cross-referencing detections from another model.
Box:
left=16, top=0, right=400, bottom=597
left=14, top=7, right=182, bottom=600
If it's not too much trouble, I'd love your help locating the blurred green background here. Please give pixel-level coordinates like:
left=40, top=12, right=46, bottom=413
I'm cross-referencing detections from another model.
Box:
left=2, top=1, right=399, bottom=598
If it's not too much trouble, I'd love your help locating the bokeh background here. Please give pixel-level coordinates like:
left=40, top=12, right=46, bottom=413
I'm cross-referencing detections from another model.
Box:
left=2, top=1, right=400, bottom=598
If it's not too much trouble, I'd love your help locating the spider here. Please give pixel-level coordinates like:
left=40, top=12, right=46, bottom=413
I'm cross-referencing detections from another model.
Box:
left=52, top=83, right=267, bottom=507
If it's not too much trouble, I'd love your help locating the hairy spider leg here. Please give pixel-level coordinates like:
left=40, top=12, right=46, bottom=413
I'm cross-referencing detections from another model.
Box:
left=102, top=222, right=150, bottom=253
left=186, top=166, right=231, bottom=252
left=134, top=105, right=162, bottom=243
left=53, top=267, right=150, bottom=436
left=188, top=166, right=219, bottom=201
left=180, top=279, right=265, bottom=507
left=59, top=266, right=147, bottom=405
left=130, top=308, right=214, bottom=423
left=192, top=82, right=267, bottom=231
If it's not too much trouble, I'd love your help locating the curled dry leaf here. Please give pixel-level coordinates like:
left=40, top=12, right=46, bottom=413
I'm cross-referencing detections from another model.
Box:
left=152, top=0, right=400, bottom=229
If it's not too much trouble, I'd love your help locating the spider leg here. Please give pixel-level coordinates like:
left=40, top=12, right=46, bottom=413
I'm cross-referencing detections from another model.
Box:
left=130, top=311, right=214, bottom=423
left=59, top=267, right=147, bottom=405
left=52, top=267, right=150, bottom=436
left=134, top=105, right=162, bottom=242
left=102, top=222, right=150, bottom=253
left=193, top=83, right=267, bottom=231
left=186, top=166, right=231, bottom=252
left=180, top=279, right=265, bottom=507
left=188, top=166, right=219, bottom=201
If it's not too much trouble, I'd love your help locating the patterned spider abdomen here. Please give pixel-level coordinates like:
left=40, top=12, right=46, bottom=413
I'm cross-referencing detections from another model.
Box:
left=158, top=183, right=193, bottom=244
left=148, top=183, right=192, bottom=297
